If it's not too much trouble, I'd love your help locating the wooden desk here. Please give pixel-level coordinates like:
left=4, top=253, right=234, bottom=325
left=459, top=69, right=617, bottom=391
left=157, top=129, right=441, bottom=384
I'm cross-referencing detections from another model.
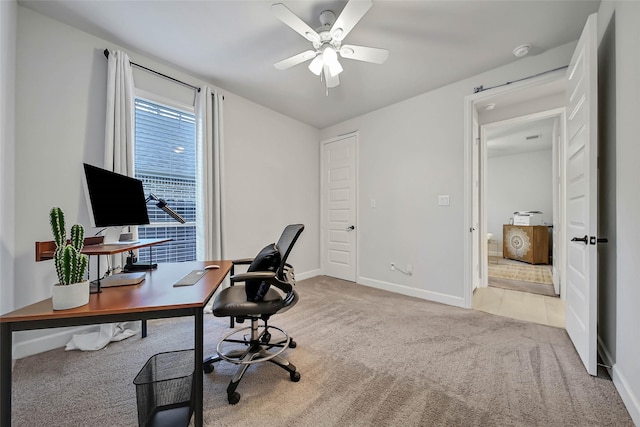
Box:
left=0, top=260, right=232, bottom=427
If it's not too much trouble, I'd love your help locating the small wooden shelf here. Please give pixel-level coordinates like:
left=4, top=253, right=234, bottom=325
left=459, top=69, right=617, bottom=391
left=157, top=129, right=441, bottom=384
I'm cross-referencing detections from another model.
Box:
left=35, top=236, right=105, bottom=261
left=35, top=237, right=172, bottom=261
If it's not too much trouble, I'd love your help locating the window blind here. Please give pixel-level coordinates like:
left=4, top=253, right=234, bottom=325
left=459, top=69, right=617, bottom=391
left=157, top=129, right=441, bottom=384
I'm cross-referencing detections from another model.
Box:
left=134, top=98, right=197, bottom=263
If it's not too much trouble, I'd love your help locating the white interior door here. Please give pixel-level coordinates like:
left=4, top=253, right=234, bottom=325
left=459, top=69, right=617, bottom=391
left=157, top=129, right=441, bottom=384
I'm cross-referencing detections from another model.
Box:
left=564, top=13, right=598, bottom=376
left=321, top=134, right=357, bottom=281
left=552, top=117, right=561, bottom=295
left=472, top=109, right=481, bottom=289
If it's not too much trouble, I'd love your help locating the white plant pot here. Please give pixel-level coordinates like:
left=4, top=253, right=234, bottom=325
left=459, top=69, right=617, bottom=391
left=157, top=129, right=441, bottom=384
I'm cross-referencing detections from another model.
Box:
left=52, top=280, right=90, bottom=310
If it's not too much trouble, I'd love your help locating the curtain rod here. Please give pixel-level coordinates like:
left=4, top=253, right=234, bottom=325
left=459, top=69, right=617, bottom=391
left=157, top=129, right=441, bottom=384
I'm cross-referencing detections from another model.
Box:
left=103, top=49, right=201, bottom=93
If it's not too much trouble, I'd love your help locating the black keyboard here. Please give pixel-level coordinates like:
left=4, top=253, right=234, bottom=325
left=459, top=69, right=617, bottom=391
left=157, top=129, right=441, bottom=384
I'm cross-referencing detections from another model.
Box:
left=173, top=270, right=208, bottom=287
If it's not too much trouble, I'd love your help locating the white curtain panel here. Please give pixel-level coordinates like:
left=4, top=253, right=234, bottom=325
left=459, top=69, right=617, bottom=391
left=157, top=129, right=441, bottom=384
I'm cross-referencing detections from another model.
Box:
left=196, top=87, right=225, bottom=261
left=103, top=49, right=137, bottom=244
left=104, top=49, right=135, bottom=175
left=67, top=49, right=138, bottom=351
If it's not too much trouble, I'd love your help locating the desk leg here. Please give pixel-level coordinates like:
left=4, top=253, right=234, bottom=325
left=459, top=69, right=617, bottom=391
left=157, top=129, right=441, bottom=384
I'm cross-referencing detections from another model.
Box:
left=194, top=310, right=203, bottom=427
left=1, top=323, right=12, bottom=426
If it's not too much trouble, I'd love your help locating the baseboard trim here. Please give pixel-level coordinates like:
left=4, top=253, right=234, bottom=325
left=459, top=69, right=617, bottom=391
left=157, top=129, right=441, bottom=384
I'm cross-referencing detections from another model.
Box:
left=598, top=337, right=640, bottom=425
left=296, top=269, right=320, bottom=281
left=358, top=276, right=466, bottom=308
left=13, top=325, right=99, bottom=359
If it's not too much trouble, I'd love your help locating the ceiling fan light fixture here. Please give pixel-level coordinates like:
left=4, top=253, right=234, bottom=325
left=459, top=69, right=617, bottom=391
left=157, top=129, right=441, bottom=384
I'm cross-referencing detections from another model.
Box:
left=322, top=47, right=342, bottom=77
left=328, top=59, right=343, bottom=77
left=308, top=55, right=324, bottom=75
left=333, top=27, right=344, bottom=40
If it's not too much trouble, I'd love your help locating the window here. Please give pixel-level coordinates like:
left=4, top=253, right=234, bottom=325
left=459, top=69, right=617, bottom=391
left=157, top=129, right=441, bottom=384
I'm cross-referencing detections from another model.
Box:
left=134, top=98, right=197, bottom=263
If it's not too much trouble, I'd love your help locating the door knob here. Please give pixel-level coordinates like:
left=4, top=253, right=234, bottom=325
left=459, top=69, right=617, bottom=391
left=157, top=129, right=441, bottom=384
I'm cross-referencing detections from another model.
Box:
left=590, top=236, right=609, bottom=245
left=571, top=235, right=588, bottom=244
left=346, top=225, right=355, bottom=231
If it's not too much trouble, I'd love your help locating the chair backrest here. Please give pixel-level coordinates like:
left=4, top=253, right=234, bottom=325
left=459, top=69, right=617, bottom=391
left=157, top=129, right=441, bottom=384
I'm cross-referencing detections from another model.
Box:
left=276, top=224, right=304, bottom=280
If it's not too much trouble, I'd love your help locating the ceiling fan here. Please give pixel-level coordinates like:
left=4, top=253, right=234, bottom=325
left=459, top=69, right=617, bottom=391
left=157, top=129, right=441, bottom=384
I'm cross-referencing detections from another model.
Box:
left=272, top=0, right=389, bottom=89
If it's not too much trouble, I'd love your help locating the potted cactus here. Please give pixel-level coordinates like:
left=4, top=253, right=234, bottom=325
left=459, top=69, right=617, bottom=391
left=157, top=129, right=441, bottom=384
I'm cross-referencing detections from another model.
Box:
left=50, top=207, right=90, bottom=310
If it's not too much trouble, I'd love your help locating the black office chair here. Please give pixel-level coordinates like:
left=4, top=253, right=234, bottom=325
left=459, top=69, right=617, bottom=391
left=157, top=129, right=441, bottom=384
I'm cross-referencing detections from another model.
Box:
left=203, top=224, right=304, bottom=404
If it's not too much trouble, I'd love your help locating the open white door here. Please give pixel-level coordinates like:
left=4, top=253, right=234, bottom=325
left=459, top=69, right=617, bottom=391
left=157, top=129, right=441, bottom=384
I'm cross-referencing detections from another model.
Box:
left=564, top=13, right=598, bottom=376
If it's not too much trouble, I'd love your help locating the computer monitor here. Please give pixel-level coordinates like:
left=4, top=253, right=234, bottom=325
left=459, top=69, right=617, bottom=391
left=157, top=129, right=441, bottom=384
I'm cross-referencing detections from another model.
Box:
left=82, top=163, right=150, bottom=228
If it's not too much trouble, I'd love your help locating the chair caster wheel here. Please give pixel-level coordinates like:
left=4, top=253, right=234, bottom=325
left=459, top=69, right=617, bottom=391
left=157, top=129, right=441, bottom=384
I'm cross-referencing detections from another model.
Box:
left=289, top=340, right=297, bottom=348
left=203, top=363, right=214, bottom=374
left=290, top=371, right=301, bottom=382
left=228, top=391, right=241, bottom=404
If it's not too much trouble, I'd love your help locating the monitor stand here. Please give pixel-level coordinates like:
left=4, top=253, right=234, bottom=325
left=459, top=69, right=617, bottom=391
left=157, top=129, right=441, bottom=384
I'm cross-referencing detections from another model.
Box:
left=124, top=262, right=157, bottom=272
left=124, top=251, right=157, bottom=272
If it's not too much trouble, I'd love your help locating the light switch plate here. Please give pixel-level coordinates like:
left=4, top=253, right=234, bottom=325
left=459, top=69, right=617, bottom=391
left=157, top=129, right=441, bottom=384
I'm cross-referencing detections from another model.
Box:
left=438, top=195, right=450, bottom=206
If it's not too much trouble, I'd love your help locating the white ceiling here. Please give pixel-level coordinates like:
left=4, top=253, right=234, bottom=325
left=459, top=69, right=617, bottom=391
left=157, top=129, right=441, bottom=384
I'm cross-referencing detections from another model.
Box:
left=486, top=116, right=556, bottom=158
left=19, top=0, right=600, bottom=129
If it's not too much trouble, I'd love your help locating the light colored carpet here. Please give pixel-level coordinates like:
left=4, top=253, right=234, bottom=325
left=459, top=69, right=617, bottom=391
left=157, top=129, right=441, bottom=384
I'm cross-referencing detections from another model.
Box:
left=11, top=276, right=632, bottom=426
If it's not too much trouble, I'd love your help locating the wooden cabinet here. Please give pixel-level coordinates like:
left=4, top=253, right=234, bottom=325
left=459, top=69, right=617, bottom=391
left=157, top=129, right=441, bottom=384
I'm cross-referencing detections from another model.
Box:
left=503, top=224, right=549, bottom=265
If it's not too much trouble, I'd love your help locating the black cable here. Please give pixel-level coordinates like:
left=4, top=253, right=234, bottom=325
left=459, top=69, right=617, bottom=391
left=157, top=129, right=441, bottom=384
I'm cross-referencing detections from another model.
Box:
left=473, top=65, right=569, bottom=94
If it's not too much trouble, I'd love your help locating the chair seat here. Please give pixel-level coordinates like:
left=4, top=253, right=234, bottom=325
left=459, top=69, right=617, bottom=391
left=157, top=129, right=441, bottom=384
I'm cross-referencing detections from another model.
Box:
left=213, top=285, right=285, bottom=318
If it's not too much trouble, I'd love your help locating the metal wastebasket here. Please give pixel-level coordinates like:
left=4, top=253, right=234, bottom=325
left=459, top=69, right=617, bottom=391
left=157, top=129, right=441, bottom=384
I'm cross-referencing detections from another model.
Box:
left=133, top=349, right=194, bottom=427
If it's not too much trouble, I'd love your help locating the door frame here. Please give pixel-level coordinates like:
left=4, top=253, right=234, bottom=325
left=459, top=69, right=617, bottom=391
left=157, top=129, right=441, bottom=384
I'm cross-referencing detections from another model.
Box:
left=479, top=108, right=566, bottom=297
left=463, top=69, right=567, bottom=308
left=320, top=131, right=359, bottom=281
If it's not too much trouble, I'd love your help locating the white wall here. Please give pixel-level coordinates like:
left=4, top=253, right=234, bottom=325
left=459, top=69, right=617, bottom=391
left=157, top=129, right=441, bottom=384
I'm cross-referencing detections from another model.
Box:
left=11, top=6, right=319, bottom=356
left=597, top=1, right=640, bottom=424
left=486, top=149, right=553, bottom=248
left=320, top=42, right=576, bottom=307
left=479, top=92, right=565, bottom=125
left=223, top=95, right=320, bottom=274
left=0, top=0, right=17, bottom=315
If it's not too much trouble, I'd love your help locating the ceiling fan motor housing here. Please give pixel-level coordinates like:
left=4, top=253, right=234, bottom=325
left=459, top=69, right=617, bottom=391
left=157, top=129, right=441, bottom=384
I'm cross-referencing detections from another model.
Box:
left=319, top=10, right=336, bottom=27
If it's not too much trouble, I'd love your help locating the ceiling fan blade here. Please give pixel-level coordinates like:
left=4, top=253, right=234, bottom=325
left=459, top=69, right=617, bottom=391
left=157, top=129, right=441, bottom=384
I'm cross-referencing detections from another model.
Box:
left=340, top=44, right=389, bottom=64
left=324, top=64, right=340, bottom=88
left=330, top=0, right=372, bottom=41
left=274, top=50, right=318, bottom=70
left=271, top=3, right=320, bottom=43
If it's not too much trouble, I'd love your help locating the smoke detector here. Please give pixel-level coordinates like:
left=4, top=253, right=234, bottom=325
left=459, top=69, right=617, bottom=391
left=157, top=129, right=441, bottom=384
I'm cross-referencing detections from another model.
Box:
left=513, top=44, right=531, bottom=58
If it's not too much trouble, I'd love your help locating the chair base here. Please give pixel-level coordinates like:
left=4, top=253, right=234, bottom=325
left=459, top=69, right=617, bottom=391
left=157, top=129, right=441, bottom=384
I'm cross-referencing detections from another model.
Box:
left=203, top=318, right=300, bottom=404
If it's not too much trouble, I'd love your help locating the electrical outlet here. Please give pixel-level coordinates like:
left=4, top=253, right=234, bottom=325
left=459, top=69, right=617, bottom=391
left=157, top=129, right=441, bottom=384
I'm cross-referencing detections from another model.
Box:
left=438, top=195, right=450, bottom=206
left=370, top=199, right=377, bottom=208
left=390, top=262, right=395, bottom=271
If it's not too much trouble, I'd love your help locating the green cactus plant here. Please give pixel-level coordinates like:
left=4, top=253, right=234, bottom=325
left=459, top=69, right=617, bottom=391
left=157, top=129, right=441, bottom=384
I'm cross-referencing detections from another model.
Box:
left=50, top=207, right=88, bottom=285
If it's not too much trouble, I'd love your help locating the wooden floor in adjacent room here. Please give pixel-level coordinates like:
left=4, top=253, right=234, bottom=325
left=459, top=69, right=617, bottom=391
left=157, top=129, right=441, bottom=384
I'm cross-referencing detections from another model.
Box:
left=473, top=285, right=565, bottom=328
